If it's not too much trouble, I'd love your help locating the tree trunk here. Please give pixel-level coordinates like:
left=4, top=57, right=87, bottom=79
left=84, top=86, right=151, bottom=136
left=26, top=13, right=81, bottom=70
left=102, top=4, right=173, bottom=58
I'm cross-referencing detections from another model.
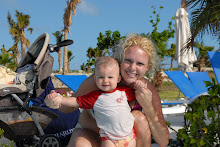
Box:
left=199, top=57, right=205, bottom=71
left=63, top=32, right=68, bottom=75
left=15, top=44, right=20, bottom=64
left=170, top=58, right=174, bottom=69
left=58, top=49, right=62, bottom=73
left=68, top=61, right=70, bottom=71
left=20, top=30, right=26, bottom=59
left=20, top=41, right=25, bottom=59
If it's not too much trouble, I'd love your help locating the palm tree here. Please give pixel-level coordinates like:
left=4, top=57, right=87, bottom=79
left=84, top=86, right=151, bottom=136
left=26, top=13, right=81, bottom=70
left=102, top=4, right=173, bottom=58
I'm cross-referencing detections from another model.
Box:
left=67, top=50, right=74, bottom=71
left=193, top=41, right=214, bottom=71
left=63, top=0, right=81, bottom=75
left=80, top=63, right=86, bottom=71
left=94, top=48, right=103, bottom=58
left=1, top=45, right=16, bottom=60
left=8, top=10, right=33, bottom=60
left=181, top=0, right=187, bottom=11
left=52, top=31, right=64, bottom=73
left=87, top=47, right=95, bottom=62
left=86, top=47, right=96, bottom=71
left=168, top=43, right=176, bottom=69
left=186, top=0, right=220, bottom=47
left=7, top=12, right=20, bottom=64
left=0, top=45, right=17, bottom=70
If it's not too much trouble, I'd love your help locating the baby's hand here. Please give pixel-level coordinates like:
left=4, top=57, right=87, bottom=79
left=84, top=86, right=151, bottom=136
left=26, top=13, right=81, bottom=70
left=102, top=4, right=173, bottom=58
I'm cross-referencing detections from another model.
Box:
left=45, top=90, right=63, bottom=109
left=134, top=80, right=147, bottom=90
left=133, top=79, right=152, bottom=108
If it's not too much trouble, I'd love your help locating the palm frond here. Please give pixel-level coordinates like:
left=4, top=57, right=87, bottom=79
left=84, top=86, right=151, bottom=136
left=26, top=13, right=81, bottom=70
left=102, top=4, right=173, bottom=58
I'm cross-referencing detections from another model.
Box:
left=186, top=0, right=220, bottom=45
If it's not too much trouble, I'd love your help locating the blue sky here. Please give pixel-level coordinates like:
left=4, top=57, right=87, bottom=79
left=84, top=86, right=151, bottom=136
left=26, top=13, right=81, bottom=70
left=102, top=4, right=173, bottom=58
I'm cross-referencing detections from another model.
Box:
left=0, top=0, right=219, bottom=70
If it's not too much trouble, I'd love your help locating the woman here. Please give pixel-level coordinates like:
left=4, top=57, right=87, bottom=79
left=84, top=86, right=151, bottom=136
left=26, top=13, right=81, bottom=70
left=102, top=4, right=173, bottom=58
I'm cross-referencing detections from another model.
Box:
left=59, top=34, right=169, bottom=147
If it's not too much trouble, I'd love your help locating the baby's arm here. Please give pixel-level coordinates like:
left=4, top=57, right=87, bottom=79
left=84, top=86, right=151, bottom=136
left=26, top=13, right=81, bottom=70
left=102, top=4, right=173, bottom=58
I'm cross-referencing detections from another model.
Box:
left=45, top=90, right=79, bottom=109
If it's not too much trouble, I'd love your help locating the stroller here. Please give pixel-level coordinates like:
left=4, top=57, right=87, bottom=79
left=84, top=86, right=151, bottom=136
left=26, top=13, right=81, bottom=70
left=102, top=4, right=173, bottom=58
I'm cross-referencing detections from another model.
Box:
left=0, top=33, right=73, bottom=146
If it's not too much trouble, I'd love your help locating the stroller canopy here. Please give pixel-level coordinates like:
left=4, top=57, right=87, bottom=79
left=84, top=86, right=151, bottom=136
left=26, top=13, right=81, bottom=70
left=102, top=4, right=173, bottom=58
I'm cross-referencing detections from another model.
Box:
left=0, top=33, right=54, bottom=97
left=17, top=33, right=49, bottom=68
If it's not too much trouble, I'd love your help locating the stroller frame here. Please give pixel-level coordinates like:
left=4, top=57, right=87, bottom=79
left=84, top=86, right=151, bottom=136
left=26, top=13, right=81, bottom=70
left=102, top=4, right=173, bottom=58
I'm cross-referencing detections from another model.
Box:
left=0, top=33, right=73, bottom=146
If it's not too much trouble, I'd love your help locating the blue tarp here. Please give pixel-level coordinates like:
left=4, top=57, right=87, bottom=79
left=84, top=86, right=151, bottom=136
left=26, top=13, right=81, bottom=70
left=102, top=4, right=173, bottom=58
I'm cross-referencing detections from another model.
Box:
left=55, top=75, right=88, bottom=92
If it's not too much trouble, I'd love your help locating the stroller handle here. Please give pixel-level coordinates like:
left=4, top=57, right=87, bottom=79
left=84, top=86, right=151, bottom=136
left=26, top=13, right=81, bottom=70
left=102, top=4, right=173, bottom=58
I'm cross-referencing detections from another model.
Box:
left=48, top=39, right=74, bottom=52
left=57, top=39, right=73, bottom=47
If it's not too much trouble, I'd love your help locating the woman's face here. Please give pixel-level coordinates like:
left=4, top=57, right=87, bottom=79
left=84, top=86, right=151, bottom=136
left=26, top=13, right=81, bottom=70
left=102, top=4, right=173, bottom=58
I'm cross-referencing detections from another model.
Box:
left=120, top=45, right=150, bottom=84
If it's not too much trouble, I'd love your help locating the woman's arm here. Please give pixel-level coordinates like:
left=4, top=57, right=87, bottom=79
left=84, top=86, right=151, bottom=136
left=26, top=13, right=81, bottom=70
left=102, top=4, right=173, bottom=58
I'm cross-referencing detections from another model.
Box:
left=62, top=74, right=100, bottom=133
left=59, top=74, right=99, bottom=113
left=146, top=80, right=167, bottom=126
left=135, top=79, right=169, bottom=147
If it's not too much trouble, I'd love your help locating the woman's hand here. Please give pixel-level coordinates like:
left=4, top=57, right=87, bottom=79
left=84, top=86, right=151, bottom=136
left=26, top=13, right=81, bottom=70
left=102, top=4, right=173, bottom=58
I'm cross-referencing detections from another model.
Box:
left=45, top=90, right=63, bottom=109
left=134, top=80, right=152, bottom=108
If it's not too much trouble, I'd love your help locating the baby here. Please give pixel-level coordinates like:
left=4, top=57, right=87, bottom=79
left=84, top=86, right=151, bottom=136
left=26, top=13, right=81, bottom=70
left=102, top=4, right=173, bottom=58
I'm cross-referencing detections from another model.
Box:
left=45, top=56, right=147, bottom=147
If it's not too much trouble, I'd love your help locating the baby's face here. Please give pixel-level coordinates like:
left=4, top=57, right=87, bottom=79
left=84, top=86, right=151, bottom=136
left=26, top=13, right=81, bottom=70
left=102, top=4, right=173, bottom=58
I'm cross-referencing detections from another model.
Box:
left=95, top=64, right=120, bottom=92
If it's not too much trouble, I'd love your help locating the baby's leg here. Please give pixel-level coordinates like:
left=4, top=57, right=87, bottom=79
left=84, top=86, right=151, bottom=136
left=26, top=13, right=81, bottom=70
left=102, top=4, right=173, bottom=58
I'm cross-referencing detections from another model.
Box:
left=102, top=139, right=116, bottom=147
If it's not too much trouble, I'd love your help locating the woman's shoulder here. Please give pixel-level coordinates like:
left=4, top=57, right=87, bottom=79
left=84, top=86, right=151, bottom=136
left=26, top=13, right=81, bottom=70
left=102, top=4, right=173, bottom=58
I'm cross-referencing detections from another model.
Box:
left=74, top=73, right=99, bottom=96
left=142, top=76, right=151, bottom=85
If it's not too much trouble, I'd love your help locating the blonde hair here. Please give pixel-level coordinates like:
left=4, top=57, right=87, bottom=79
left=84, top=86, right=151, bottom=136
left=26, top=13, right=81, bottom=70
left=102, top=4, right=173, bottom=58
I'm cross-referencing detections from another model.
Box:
left=113, top=34, right=159, bottom=77
left=95, top=56, right=119, bottom=72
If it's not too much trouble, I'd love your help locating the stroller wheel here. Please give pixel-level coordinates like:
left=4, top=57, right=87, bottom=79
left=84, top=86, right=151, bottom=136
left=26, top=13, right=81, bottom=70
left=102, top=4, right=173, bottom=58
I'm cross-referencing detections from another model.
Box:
left=39, top=134, right=61, bottom=147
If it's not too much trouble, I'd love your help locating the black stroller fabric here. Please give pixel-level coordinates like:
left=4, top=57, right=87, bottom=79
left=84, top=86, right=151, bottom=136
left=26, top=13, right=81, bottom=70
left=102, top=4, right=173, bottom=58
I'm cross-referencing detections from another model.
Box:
left=31, top=77, right=80, bottom=146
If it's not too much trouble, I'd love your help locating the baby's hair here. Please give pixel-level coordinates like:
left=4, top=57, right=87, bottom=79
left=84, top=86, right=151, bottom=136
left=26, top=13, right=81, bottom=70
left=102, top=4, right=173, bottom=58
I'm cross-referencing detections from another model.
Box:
left=95, top=56, right=119, bottom=70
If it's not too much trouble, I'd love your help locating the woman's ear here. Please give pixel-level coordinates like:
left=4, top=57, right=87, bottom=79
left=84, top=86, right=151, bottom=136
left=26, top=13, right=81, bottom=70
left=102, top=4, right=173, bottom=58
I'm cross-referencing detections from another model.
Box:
left=146, top=65, right=150, bottom=71
left=145, top=64, right=150, bottom=73
left=117, top=75, right=121, bottom=83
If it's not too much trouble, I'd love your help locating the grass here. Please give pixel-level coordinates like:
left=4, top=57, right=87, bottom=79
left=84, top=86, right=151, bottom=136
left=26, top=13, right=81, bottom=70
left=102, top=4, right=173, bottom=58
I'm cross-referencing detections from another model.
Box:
left=159, top=81, right=185, bottom=100
left=159, top=71, right=216, bottom=100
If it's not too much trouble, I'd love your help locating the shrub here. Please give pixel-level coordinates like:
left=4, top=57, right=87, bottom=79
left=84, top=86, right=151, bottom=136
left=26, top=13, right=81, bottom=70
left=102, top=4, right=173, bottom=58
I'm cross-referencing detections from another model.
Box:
left=0, top=128, right=14, bottom=147
left=175, top=78, right=220, bottom=146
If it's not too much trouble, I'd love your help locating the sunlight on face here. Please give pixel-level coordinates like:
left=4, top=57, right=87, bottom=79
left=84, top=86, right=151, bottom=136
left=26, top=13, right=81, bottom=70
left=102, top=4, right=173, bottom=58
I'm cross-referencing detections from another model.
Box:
left=120, top=45, right=150, bottom=84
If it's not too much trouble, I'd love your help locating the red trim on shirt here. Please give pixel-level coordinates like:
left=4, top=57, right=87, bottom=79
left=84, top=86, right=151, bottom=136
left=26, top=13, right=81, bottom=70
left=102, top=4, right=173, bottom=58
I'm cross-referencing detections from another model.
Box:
left=116, top=86, right=135, bottom=102
left=76, top=86, right=135, bottom=108
left=76, top=90, right=102, bottom=109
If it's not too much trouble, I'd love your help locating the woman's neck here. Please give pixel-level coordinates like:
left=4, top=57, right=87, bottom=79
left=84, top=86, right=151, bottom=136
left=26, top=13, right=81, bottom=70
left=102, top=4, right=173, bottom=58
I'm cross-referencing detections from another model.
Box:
left=118, top=79, right=130, bottom=87
left=118, top=79, right=134, bottom=87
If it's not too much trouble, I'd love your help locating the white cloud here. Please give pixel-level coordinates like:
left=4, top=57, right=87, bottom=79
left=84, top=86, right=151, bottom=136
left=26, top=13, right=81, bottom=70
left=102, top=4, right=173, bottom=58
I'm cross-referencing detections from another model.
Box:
left=79, top=0, right=99, bottom=15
